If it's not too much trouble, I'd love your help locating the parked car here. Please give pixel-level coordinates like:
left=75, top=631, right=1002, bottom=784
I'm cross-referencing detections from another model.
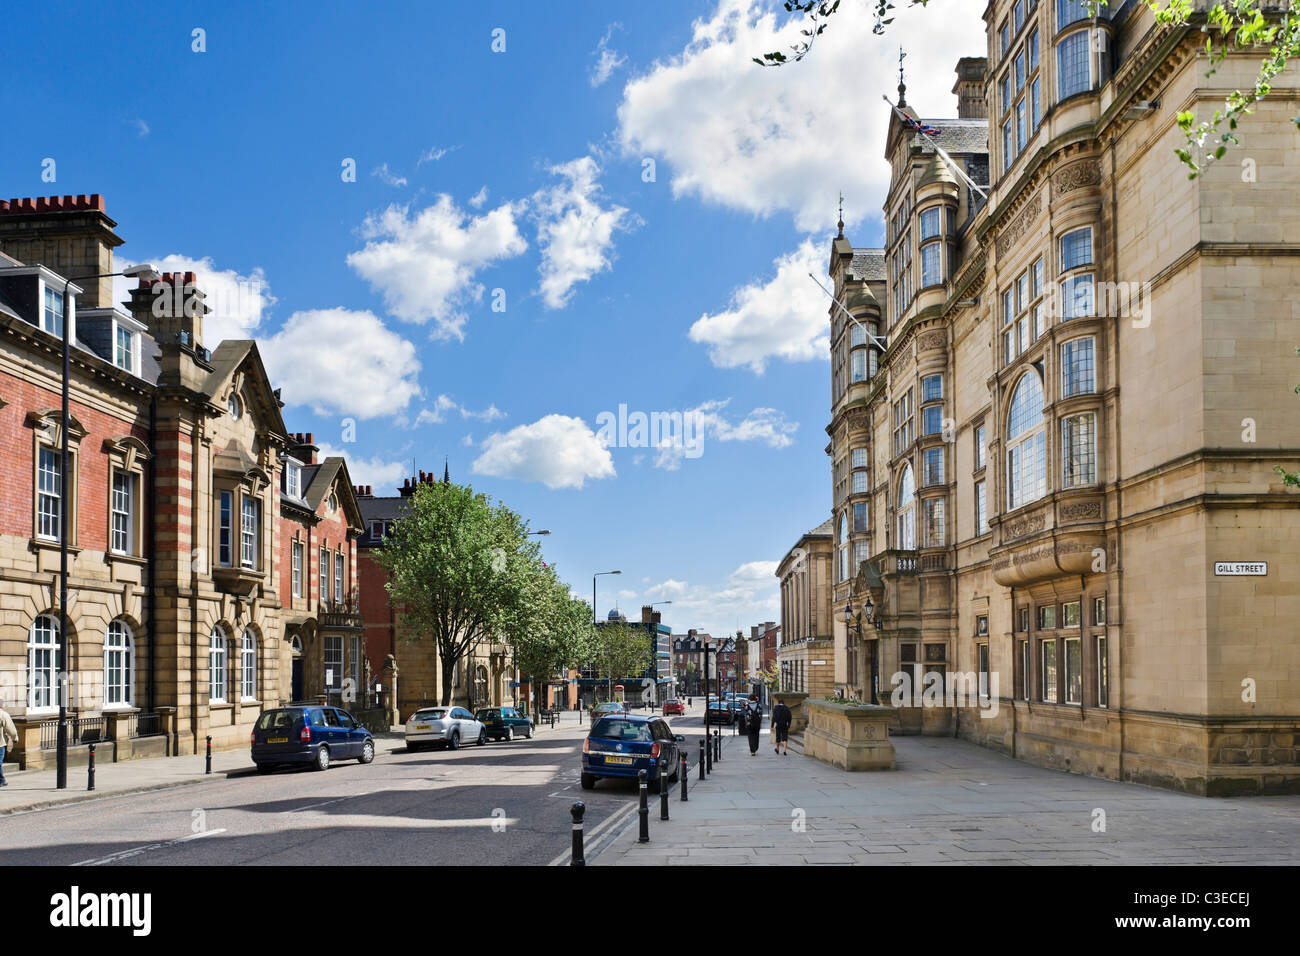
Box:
left=251, top=705, right=375, bottom=772
left=662, top=698, right=685, bottom=716
left=582, top=714, right=686, bottom=793
left=706, top=699, right=735, bottom=725
left=476, top=706, right=534, bottom=741
left=589, top=701, right=627, bottom=725
left=405, top=706, right=487, bottom=751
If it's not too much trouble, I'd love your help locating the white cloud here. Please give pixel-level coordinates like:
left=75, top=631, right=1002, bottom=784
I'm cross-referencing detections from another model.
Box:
left=316, top=441, right=409, bottom=495
left=261, top=308, right=421, bottom=420
left=460, top=433, right=474, bottom=447
left=417, top=145, right=458, bottom=166
left=371, top=163, right=408, bottom=187
left=652, top=398, right=798, bottom=470
left=472, top=414, right=616, bottom=490
left=113, top=254, right=276, bottom=348
left=688, top=238, right=827, bottom=373
left=590, top=24, right=628, bottom=87
left=533, top=157, right=631, bottom=309
left=134, top=118, right=150, bottom=137
left=616, top=0, right=985, bottom=232
left=347, top=194, right=528, bottom=340
left=643, top=561, right=780, bottom=635
left=413, top=394, right=506, bottom=426
left=468, top=186, right=490, bottom=208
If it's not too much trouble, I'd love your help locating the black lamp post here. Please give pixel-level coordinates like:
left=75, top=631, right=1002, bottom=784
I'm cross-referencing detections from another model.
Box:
left=843, top=596, right=879, bottom=705
left=55, top=264, right=159, bottom=789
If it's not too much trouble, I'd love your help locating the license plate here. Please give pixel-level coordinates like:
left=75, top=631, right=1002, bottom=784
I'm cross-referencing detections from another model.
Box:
left=604, top=755, right=634, bottom=766
left=267, top=737, right=288, bottom=744
left=415, top=725, right=430, bottom=730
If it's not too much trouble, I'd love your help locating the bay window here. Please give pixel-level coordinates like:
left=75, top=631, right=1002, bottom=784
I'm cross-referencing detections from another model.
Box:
left=1061, top=412, right=1097, bottom=487
left=1057, top=29, right=1091, bottom=100
left=1061, top=337, right=1096, bottom=397
left=897, top=464, right=916, bottom=550
left=1006, top=372, right=1047, bottom=510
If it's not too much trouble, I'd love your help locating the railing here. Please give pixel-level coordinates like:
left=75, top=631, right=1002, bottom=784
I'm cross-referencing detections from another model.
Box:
left=128, top=712, right=164, bottom=739
left=39, top=715, right=105, bottom=750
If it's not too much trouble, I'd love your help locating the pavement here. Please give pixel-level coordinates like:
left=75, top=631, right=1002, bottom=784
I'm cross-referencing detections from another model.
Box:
left=590, top=727, right=1300, bottom=865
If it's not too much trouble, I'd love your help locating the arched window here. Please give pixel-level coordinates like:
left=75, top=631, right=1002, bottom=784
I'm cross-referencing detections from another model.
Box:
left=897, top=464, right=916, bottom=550
left=28, top=616, right=61, bottom=712
left=1007, top=372, right=1047, bottom=509
left=104, top=620, right=134, bottom=708
left=474, top=665, right=488, bottom=704
left=241, top=628, right=257, bottom=701
left=838, top=513, right=849, bottom=582
left=209, top=625, right=228, bottom=703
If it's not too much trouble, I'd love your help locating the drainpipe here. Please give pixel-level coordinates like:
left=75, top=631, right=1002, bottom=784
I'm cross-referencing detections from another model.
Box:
left=147, top=396, right=157, bottom=714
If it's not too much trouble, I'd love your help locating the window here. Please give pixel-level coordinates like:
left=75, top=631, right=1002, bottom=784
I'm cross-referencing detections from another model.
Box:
left=37, top=447, right=62, bottom=541
left=975, top=480, right=988, bottom=536
left=1006, top=373, right=1047, bottom=509
left=1003, top=120, right=1013, bottom=169
left=1093, top=595, right=1106, bottom=625
left=1062, top=413, right=1097, bottom=487
left=1028, top=30, right=1039, bottom=70
left=285, top=461, right=302, bottom=499
left=923, top=447, right=944, bottom=486
left=335, top=552, right=344, bottom=605
left=897, top=464, right=916, bottom=550
left=1000, top=73, right=1011, bottom=114
left=1014, top=0, right=1024, bottom=31
left=218, top=491, right=233, bottom=566
left=1057, top=0, right=1089, bottom=29
left=1061, top=338, right=1095, bottom=399
left=1063, top=601, right=1081, bottom=627
left=974, top=423, right=987, bottom=470
left=1000, top=20, right=1010, bottom=56
left=292, top=542, right=303, bottom=598
left=1020, top=607, right=1030, bottom=632
left=921, top=243, right=942, bottom=287
left=43, top=286, right=64, bottom=336
left=1031, top=77, right=1041, bottom=131
left=852, top=470, right=868, bottom=494
left=209, top=626, right=228, bottom=703
left=1060, top=228, right=1093, bottom=272
left=1041, top=639, right=1058, bottom=702
left=1014, top=51, right=1025, bottom=92
left=922, top=375, right=943, bottom=403
left=1064, top=637, right=1082, bottom=703
left=370, top=520, right=385, bottom=540
left=978, top=643, right=990, bottom=698
left=350, top=637, right=362, bottom=696
left=324, top=636, right=343, bottom=692
left=111, top=470, right=134, bottom=554
left=854, top=540, right=870, bottom=570
left=240, top=495, right=259, bottom=569
left=922, top=497, right=945, bottom=547
left=920, top=207, right=941, bottom=240
left=853, top=502, right=868, bottom=533
left=1057, top=29, right=1091, bottom=99
left=1039, top=605, right=1058, bottom=629
left=104, top=620, right=133, bottom=707
left=115, top=327, right=136, bottom=373
left=319, top=547, right=330, bottom=603
left=328, top=492, right=338, bottom=514
left=922, top=406, right=943, bottom=436
left=1061, top=274, right=1094, bottom=319
left=241, top=629, right=257, bottom=701
left=1096, top=636, right=1109, bottom=707
left=893, top=390, right=914, bottom=456
left=838, top=514, right=849, bottom=582
left=1019, top=640, right=1030, bottom=699
left=227, top=392, right=242, bottom=420
left=28, top=616, right=61, bottom=711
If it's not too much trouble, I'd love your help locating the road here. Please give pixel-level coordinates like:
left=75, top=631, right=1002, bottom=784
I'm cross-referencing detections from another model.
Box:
left=0, top=706, right=723, bottom=866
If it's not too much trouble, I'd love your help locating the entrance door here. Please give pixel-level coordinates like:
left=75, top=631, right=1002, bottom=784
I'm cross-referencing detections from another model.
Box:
left=292, top=658, right=303, bottom=702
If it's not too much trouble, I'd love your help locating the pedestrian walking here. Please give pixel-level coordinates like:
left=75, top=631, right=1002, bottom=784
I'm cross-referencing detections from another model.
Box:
left=0, top=705, right=18, bottom=786
left=744, top=694, right=762, bottom=755
left=772, top=697, right=793, bottom=755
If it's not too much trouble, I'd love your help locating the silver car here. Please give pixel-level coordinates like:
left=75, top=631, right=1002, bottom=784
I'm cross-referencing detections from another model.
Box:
left=405, top=706, right=487, bottom=751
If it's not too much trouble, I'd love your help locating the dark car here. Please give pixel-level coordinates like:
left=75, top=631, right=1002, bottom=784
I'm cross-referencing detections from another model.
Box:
left=582, top=714, right=685, bottom=793
left=477, top=706, right=534, bottom=741
left=706, top=699, right=735, bottom=725
left=251, top=705, right=375, bottom=772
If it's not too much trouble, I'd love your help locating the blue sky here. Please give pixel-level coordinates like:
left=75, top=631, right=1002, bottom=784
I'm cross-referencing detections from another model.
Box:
left=1, top=0, right=985, bottom=636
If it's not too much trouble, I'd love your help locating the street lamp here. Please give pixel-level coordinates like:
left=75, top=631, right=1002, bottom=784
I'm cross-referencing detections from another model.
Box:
left=55, top=263, right=159, bottom=790
left=842, top=597, right=879, bottom=705
left=528, top=530, right=551, bottom=535
left=592, top=570, right=621, bottom=625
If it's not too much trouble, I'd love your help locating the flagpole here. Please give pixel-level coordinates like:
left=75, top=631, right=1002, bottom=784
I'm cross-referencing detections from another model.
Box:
left=882, top=95, right=989, bottom=201
left=808, top=272, right=889, bottom=351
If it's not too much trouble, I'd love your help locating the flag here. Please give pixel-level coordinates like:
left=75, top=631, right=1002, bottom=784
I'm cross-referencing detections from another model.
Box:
left=902, top=115, right=941, bottom=137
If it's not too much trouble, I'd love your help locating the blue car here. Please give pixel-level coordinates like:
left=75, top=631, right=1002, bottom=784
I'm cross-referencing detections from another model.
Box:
left=251, top=705, right=375, bottom=772
left=582, top=714, right=685, bottom=793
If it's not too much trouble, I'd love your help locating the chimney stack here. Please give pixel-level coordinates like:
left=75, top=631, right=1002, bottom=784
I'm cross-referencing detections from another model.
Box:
left=0, top=194, right=122, bottom=308
left=953, top=57, right=988, bottom=120
left=289, top=432, right=318, bottom=465
left=128, top=272, right=210, bottom=389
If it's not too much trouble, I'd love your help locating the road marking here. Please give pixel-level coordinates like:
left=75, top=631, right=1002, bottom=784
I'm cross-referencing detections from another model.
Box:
left=546, top=802, right=638, bottom=866
left=73, top=828, right=228, bottom=867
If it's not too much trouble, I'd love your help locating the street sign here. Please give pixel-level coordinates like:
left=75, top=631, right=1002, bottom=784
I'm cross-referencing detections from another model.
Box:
left=1214, top=562, right=1267, bottom=576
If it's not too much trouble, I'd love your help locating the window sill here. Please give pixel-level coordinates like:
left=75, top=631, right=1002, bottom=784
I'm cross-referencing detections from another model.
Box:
left=106, top=551, right=147, bottom=567
left=101, top=704, right=138, bottom=713
left=30, top=538, right=81, bottom=556
left=209, top=701, right=232, bottom=710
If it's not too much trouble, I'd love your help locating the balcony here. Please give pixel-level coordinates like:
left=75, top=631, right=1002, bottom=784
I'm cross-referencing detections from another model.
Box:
left=318, top=599, right=364, bottom=632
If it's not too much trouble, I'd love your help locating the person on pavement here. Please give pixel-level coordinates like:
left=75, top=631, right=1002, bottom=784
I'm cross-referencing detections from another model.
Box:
left=0, top=705, right=18, bottom=786
left=744, top=694, right=762, bottom=755
left=772, top=697, right=793, bottom=755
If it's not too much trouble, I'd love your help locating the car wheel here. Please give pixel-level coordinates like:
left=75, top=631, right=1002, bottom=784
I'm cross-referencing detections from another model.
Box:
left=448, top=730, right=460, bottom=751
left=506, top=726, right=514, bottom=742
left=580, top=773, right=596, bottom=790
left=314, top=745, right=330, bottom=772
left=525, top=723, right=534, bottom=739
left=477, top=728, right=487, bottom=746
left=358, top=739, right=375, bottom=764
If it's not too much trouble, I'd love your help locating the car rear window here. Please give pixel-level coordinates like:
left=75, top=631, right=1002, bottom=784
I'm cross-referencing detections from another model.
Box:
left=413, top=709, right=447, bottom=720
left=478, top=710, right=500, bottom=720
left=591, top=719, right=653, bottom=741
left=256, top=710, right=299, bottom=731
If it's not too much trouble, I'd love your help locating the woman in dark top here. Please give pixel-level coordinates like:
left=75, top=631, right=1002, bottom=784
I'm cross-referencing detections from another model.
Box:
left=744, top=694, right=763, bottom=755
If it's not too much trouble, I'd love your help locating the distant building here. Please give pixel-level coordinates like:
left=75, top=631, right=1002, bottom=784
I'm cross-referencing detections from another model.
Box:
left=582, top=605, right=671, bottom=707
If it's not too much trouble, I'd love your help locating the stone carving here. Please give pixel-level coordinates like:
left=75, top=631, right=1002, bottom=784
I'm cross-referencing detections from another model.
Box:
left=1060, top=500, right=1102, bottom=521
left=1002, top=511, right=1046, bottom=539
left=917, top=331, right=947, bottom=352
left=994, top=194, right=1042, bottom=259
left=1054, top=160, right=1102, bottom=196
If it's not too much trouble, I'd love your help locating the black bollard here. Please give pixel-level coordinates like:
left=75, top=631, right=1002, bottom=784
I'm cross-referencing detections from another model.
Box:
left=87, top=743, right=96, bottom=791
left=705, top=734, right=712, bottom=773
left=680, top=752, right=689, bottom=800
left=699, top=739, right=706, bottom=780
left=637, top=770, right=650, bottom=843
left=660, top=758, right=670, bottom=821
left=205, top=735, right=212, bottom=774
left=570, top=801, right=586, bottom=866
left=715, top=730, right=722, bottom=763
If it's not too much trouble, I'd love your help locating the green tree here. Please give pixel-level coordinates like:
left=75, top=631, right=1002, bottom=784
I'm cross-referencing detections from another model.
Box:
left=756, top=1, right=1300, bottom=179
left=589, top=622, right=653, bottom=703
left=377, top=479, right=539, bottom=706
left=507, top=564, right=594, bottom=715
left=757, top=660, right=782, bottom=695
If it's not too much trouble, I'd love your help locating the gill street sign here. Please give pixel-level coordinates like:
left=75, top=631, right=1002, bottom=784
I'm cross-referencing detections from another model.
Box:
left=1214, top=562, right=1267, bottom=576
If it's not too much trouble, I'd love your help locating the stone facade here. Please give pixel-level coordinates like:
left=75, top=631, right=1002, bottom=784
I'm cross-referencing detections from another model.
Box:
left=823, top=3, right=1300, bottom=794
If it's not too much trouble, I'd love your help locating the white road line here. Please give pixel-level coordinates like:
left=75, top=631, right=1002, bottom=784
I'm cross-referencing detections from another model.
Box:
left=73, top=828, right=228, bottom=867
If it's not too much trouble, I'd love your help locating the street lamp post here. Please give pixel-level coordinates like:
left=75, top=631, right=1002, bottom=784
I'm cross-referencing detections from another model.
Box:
left=592, top=570, right=621, bottom=625
left=55, top=264, right=159, bottom=789
left=842, top=596, right=878, bottom=704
